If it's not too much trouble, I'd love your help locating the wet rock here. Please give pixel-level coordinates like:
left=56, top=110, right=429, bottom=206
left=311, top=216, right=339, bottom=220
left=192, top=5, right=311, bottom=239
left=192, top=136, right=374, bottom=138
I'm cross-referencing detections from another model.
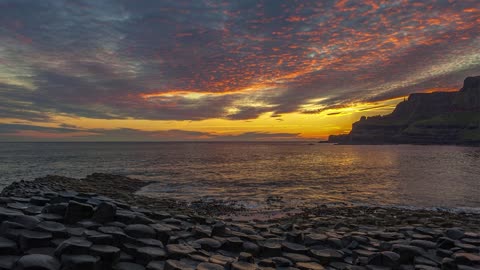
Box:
left=83, top=230, right=113, bottom=245
left=115, top=211, right=137, bottom=224
left=193, top=225, right=212, bottom=238
left=42, top=204, right=67, bottom=216
left=125, top=224, right=156, bottom=239
left=462, top=238, right=480, bottom=246
left=211, top=222, right=226, bottom=236
left=25, top=247, right=55, bottom=256
left=150, top=223, right=171, bottom=244
left=163, top=218, right=182, bottom=226
left=135, top=246, right=167, bottom=264
left=36, top=221, right=66, bottom=237
left=118, top=251, right=133, bottom=262
left=54, top=237, right=92, bottom=256
left=242, top=241, right=259, bottom=255
left=196, top=262, right=224, bottom=270
left=231, top=261, right=257, bottom=270
left=8, top=203, right=30, bottom=211
left=367, top=251, right=400, bottom=267
left=194, top=238, right=222, bottom=251
left=437, top=237, right=456, bottom=249
left=30, top=197, right=50, bottom=206
left=137, top=238, right=164, bottom=248
left=90, top=244, right=121, bottom=265
left=146, top=261, right=165, bottom=270
left=414, top=256, right=438, bottom=267
left=283, top=253, right=313, bottom=262
left=304, top=234, right=328, bottom=246
left=410, top=240, right=436, bottom=250
left=18, top=231, right=52, bottom=251
left=165, top=259, right=195, bottom=270
left=0, top=207, right=24, bottom=220
left=436, top=249, right=453, bottom=258
left=223, top=237, right=244, bottom=251
left=392, top=244, right=425, bottom=264
left=189, top=254, right=209, bottom=263
left=454, top=242, right=478, bottom=253
left=414, top=228, right=438, bottom=237
left=452, top=252, right=480, bottom=266
left=114, top=262, right=146, bottom=270
left=13, top=254, right=60, bottom=270
left=0, top=236, right=18, bottom=254
left=66, top=227, right=87, bottom=237
left=295, top=262, right=325, bottom=270
left=60, top=254, right=100, bottom=270
left=441, top=258, right=457, bottom=270
left=446, top=229, right=464, bottom=240
left=64, top=201, right=94, bottom=224
left=24, top=206, right=43, bottom=215
left=260, top=242, right=282, bottom=257
left=77, top=220, right=101, bottom=229
left=0, top=255, right=20, bottom=270
left=10, top=215, right=41, bottom=230
left=309, top=249, right=343, bottom=264
left=167, top=244, right=196, bottom=259
left=209, top=254, right=235, bottom=267
left=282, top=242, right=308, bottom=254
left=92, top=202, right=117, bottom=224
left=239, top=252, right=254, bottom=263
left=285, top=231, right=303, bottom=243
left=37, top=213, right=63, bottom=222
left=107, top=221, right=127, bottom=229
left=270, top=257, right=293, bottom=267
left=98, top=226, right=127, bottom=244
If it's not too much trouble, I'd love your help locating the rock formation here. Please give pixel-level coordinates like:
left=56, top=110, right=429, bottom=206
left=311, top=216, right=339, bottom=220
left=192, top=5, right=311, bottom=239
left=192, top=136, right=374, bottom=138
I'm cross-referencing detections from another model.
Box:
left=0, top=175, right=479, bottom=270
left=329, top=76, right=480, bottom=145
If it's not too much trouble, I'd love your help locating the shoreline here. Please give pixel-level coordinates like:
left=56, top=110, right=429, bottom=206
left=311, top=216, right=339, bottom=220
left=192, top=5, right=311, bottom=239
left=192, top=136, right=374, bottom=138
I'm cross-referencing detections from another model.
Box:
left=0, top=173, right=479, bottom=269
left=2, top=173, right=480, bottom=223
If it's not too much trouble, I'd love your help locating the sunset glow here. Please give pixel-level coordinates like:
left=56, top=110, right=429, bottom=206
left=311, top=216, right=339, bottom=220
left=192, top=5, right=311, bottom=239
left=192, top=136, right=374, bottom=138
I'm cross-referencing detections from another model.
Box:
left=0, top=0, right=479, bottom=141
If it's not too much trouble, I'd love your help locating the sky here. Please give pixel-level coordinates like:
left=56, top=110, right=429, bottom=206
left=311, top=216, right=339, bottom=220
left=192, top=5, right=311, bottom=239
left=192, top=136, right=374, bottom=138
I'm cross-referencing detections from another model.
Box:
left=0, top=0, right=479, bottom=141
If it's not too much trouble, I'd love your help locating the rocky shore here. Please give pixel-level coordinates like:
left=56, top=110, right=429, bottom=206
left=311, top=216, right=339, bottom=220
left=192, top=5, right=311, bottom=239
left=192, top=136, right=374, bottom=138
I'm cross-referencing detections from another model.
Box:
left=0, top=174, right=479, bottom=270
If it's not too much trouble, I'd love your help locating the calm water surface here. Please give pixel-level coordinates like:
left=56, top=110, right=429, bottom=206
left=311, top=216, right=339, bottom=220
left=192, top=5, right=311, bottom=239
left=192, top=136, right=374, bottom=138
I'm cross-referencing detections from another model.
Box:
left=0, top=142, right=479, bottom=211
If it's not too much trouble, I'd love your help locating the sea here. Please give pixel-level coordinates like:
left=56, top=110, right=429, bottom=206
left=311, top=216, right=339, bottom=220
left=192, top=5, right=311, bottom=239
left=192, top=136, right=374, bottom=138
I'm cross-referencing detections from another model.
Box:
left=1, top=142, right=479, bottom=212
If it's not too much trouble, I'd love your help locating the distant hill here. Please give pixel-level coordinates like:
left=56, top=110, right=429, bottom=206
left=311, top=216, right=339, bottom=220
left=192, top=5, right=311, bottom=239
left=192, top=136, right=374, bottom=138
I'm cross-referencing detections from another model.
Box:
left=329, top=76, right=480, bottom=145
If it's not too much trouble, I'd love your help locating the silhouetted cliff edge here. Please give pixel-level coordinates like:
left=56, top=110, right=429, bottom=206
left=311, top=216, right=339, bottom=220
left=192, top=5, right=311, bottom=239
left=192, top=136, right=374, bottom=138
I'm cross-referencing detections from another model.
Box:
left=329, top=76, right=480, bottom=145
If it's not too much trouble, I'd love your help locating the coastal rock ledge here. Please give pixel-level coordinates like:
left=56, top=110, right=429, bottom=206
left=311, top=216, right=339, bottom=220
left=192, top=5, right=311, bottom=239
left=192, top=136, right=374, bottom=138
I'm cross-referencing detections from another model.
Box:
left=0, top=175, right=479, bottom=270
left=329, top=76, right=480, bottom=145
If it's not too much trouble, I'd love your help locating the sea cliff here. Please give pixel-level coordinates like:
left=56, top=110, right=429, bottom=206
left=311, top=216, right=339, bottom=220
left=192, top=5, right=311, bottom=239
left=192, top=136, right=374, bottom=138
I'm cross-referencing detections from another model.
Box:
left=329, top=76, right=480, bottom=145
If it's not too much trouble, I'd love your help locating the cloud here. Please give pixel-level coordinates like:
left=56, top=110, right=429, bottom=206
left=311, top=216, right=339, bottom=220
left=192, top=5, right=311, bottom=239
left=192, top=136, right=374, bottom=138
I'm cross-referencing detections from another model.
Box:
left=0, top=0, right=478, bottom=123
left=0, top=124, right=304, bottom=141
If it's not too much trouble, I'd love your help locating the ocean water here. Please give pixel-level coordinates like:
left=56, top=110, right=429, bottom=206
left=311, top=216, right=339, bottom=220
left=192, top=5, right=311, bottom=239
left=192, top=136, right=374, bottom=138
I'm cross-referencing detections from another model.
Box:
left=0, top=142, right=479, bottom=211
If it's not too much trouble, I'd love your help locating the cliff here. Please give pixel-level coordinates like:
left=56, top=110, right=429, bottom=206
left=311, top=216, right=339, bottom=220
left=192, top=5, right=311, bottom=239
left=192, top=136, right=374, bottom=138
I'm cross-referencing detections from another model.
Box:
left=329, top=76, right=480, bottom=145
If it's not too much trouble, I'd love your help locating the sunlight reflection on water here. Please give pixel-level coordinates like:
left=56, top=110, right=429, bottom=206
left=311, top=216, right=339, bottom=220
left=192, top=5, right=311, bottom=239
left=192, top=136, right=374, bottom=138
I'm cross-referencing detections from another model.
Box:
left=0, top=142, right=479, bottom=210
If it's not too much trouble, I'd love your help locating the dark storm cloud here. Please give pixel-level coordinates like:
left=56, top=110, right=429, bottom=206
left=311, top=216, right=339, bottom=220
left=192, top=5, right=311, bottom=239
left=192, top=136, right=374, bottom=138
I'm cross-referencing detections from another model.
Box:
left=0, top=0, right=479, bottom=122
